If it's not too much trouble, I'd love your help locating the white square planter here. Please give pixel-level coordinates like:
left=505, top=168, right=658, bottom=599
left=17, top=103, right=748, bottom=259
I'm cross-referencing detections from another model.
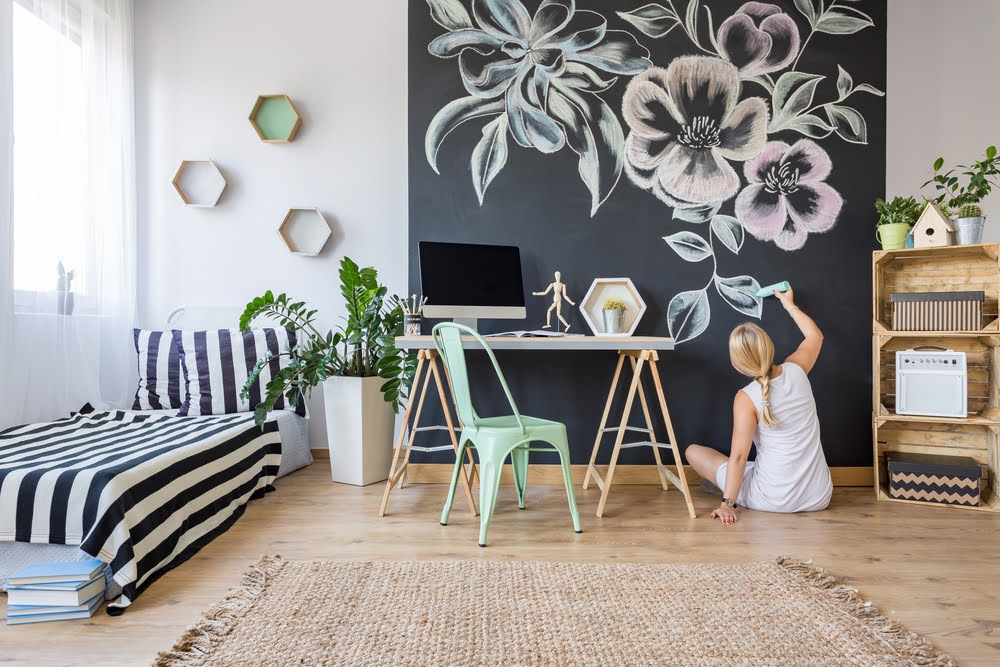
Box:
left=322, top=376, right=395, bottom=486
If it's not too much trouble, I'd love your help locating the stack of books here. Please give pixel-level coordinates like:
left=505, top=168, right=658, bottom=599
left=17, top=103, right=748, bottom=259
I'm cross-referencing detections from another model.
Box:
left=5, top=559, right=107, bottom=625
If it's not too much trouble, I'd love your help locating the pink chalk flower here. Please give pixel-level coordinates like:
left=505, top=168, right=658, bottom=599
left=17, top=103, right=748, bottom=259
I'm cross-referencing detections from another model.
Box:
left=735, top=140, right=843, bottom=251
left=718, top=2, right=800, bottom=77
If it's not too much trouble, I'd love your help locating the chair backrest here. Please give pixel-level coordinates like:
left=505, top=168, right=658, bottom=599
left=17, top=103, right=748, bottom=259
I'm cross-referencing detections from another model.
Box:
left=431, top=323, right=525, bottom=433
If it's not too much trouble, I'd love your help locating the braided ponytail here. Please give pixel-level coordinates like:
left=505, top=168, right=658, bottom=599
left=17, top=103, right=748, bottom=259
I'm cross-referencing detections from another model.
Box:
left=729, top=323, right=779, bottom=427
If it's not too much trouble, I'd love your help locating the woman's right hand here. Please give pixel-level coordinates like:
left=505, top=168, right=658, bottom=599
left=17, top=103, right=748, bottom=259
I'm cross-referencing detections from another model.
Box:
left=774, top=287, right=796, bottom=312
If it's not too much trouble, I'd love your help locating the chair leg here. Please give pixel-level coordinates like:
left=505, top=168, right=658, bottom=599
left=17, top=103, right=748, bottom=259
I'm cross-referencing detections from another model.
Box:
left=551, top=438, right=583, bottom=534
left=510, top=445, right=529, bottom=510
left=440, top=438, right=469, bottom=526
left=477, top=453, right=505, bottom=547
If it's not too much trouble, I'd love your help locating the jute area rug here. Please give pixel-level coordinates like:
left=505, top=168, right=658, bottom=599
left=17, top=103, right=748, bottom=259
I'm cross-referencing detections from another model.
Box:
left=155, top=556, right=954, bottom=667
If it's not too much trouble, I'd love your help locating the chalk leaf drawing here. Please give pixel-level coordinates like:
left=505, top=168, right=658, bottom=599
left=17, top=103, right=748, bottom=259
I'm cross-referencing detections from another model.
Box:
left=627, top=0, right=881, bottom=343
left=424, top=0, right=652, bottom=214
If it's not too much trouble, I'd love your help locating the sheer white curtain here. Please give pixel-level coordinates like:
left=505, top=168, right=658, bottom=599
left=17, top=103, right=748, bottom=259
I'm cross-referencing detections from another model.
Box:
left=0, top=0, right=136, bottom=428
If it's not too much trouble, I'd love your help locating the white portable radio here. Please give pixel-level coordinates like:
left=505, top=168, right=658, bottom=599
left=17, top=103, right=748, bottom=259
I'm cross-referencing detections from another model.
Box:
left=895, top=348, right=967, bottom=419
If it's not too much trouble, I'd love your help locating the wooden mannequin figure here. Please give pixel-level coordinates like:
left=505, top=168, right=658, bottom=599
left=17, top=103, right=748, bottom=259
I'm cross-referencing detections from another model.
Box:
left=533, top=271, right=575, bottom=332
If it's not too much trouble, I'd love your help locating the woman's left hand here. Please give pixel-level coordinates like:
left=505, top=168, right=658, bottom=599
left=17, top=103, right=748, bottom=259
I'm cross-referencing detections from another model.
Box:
left=711, top=503, right=738, bottom=525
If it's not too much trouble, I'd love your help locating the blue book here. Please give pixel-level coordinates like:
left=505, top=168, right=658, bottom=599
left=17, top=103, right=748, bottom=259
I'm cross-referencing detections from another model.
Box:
left=5, top=591, right=103, bottom=625
left=7, top=559, right=105, bottom=586
left=7, top=591, right=105, bottom=618
left=8, top=575, right=105, bottom=607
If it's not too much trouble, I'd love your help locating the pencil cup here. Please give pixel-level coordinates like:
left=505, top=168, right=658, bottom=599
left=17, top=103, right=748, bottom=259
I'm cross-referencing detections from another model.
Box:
left=404, top=314, right=423, bottom=336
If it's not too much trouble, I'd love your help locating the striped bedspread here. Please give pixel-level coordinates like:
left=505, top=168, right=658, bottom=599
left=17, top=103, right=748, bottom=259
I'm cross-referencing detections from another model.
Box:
left=0, top=410, right=280, bottom=613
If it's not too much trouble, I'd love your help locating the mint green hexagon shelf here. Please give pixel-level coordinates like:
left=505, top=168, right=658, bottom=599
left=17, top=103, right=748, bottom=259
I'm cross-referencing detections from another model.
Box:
left=249, top=94, right=302, bottom=143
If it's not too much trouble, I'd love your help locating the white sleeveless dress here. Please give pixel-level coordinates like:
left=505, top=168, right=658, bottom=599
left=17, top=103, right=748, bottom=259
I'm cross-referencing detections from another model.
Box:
left=715, top=362, right=832, bottom=513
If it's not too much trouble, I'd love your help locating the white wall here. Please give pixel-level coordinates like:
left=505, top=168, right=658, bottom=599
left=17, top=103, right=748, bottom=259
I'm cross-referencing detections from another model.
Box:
left=887, top=0, right=1000, bottom=240
left=135, top=0, right=409, bottom=447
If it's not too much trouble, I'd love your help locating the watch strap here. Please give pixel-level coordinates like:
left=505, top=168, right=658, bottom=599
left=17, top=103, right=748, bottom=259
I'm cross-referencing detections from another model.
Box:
left=722, top=497, right=738, bottom=508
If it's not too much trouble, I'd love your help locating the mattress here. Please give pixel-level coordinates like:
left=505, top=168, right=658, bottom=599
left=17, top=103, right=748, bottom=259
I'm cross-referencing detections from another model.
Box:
left=0, top=409, right=312, bottom=595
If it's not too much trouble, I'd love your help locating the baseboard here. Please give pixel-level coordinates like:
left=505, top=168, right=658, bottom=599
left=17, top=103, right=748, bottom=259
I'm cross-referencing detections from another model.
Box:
left=308, top=451, right=872, bottom=487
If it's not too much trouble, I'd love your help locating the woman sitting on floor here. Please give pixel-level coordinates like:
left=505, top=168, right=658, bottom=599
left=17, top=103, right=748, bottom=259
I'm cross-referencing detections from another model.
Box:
left=686, top=288, right=832, bottom=525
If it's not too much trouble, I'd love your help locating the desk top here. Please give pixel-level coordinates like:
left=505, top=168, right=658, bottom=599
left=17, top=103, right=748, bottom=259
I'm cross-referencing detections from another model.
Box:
left=395, top=335, right=675, bottom=351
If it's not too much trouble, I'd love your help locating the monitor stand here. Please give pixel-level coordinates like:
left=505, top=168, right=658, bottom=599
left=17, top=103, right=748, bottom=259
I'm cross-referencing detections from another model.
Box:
left=452, top=317, right=478, bottom=332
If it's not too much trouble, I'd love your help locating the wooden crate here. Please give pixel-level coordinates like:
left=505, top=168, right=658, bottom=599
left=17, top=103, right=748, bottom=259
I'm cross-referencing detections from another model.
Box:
left=874, top=334, right=1000, bottom=422
left=873, top=244, right=1000, bottom=333
left=874, top=419, right=998, bottom=511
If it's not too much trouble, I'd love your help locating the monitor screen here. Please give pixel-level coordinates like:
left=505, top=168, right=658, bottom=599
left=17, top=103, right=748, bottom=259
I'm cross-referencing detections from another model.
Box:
left=418, top=242, right=525, bottom=308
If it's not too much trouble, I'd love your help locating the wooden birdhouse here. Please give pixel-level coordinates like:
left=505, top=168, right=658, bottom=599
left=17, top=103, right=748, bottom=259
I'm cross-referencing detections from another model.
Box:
left=911, top=203, right=953, bottom=248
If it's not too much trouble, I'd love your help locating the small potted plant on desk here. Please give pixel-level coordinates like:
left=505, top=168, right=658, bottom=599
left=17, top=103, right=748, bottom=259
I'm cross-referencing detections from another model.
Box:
left=923, top=145, right=999, bottom=245
left=240, top=257, right=415, bottom=486
left=602, top=296, right=627, bottom=335
left=874, top=196, right=922, bottom=250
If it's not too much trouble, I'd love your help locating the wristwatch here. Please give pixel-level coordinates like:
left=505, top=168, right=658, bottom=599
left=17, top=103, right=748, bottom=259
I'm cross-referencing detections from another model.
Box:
left=722, top=497, right=738, bottom=508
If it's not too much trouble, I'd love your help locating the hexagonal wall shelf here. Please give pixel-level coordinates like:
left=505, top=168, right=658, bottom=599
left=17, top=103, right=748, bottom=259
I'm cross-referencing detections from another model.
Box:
left=580, top=278, right=647, bottom=337
left=249, top=94, right=302, bottom=143
left=171, top=160, right=227, bottom=207
left=278, top=208, right=331, bottom=256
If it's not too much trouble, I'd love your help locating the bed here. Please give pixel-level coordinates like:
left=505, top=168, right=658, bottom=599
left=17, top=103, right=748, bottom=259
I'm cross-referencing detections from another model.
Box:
left=0, top=306, right=313, bottom=613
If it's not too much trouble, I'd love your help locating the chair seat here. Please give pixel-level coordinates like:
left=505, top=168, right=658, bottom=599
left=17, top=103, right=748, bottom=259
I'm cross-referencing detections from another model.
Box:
left=473, top=415, right=562, bottom=429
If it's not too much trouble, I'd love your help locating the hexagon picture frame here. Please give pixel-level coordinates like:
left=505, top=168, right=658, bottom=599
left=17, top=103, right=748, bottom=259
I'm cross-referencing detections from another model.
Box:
left=278, top=208, right=331, bottom=256
left=580, top=278, right=646, bottom=337
left=171, top=160, right=227, bottom=207
left=249, top=94, right=302, bottom=143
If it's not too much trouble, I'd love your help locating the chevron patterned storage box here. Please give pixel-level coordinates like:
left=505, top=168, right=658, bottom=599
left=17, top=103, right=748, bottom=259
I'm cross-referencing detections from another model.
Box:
left=887, top=452, right=984, bottom=507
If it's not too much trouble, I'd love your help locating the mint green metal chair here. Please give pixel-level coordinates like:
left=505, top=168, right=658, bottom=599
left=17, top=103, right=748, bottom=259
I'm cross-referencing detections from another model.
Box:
left=433, top=323, right=582, bottom=547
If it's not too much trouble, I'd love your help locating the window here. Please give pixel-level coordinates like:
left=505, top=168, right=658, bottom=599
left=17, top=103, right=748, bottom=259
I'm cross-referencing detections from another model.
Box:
left=11, top=2, right=87, bottom=295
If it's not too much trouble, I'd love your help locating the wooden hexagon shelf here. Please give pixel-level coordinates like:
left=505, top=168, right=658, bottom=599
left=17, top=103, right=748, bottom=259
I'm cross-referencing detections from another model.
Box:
left=278, top=208, right=331, bottom=256
left=171, top=160, right=227, bottom=207
left=580, top=278, right=647, bottom=337
left=249, top=94, right=302, bottom=143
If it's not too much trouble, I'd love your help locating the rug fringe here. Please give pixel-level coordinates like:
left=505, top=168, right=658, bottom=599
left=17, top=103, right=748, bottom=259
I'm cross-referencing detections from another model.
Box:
left=775, top=556, right=956, bottom=667
left=152, top=554, right=287, bottom=667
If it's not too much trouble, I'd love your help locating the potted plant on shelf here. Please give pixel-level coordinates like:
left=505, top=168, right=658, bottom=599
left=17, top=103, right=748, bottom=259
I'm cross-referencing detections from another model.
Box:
left=874, top=196, right=922, bottom=250
left=602, top=296, right=627, bottom=335
left=240, top=257, right=415, bottom=486
left=922, top=145, right=999, bottom=245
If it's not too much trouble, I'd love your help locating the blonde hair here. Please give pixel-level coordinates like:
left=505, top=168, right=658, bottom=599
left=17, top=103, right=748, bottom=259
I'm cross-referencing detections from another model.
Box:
left=729, top=323, right=778, bottom=427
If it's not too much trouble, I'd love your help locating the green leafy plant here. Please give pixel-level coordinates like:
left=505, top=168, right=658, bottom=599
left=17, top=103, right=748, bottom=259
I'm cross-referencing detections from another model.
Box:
left=922, top=145, right=999, bottom=211
left=874, top=196, right=922, bottom=227
left=958, top=203, right=985, bottom=219
left=602, top=296, right=627, bottom=311
left=239, top=257, right=416, bottom=426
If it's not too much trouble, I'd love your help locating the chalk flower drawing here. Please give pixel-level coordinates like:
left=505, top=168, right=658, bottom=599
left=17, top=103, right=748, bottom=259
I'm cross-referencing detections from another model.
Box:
left=735, top=139, right=843, bottom=250
left=621, top=57, right=768, bottom=208
left=615, top=0, right=884, bottom=342
left=424, top=0, right=652, bottom=214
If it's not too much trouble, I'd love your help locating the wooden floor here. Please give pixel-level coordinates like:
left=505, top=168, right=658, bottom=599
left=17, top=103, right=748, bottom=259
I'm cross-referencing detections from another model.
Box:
left=2, top=462, right=999, bottom=666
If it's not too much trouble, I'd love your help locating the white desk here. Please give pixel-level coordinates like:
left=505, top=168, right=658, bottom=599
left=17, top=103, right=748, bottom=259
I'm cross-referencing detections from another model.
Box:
left=378, top=335, right=696, bottom=520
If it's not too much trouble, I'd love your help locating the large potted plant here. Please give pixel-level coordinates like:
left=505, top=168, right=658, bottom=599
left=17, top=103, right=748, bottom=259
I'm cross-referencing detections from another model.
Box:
left=241, top=257, right=415, bottom=486
left=922, top=145, right=999, bottom=245
left=874, top=196, right=922, bottom=250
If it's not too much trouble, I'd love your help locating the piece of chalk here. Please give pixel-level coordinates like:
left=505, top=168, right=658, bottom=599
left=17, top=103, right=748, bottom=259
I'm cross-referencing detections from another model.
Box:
left=756, top=281, right=791, bottom=297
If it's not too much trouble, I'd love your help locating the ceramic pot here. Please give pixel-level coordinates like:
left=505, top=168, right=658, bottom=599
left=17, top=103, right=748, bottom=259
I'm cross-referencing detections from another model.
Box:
left=322, top=376, right=395, bottom=486
left=876, top=223, right=910, bottom=250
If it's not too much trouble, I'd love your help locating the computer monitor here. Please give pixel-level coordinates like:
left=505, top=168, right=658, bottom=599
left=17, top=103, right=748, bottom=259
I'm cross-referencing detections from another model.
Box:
left=418, top=241, right=526, bottom=331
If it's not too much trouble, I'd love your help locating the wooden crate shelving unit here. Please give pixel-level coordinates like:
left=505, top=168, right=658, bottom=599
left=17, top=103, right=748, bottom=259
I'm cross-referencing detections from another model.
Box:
left=872, top=243, right=1000, bottom=512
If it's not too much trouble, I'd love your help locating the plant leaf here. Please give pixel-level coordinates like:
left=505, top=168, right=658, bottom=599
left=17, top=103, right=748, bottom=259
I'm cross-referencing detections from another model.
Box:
left=780, top=113, right=834, bottom=139
left=616, top=3, right=680, bottom=38
left=548, top=83, right=625, bottom=216
left=711, top=215, right=744, bottom=254
left=426, top=0, right=473, bottom=30
left=852, top=83, right=884, bottom=97
left=815, top=6, right=874, bottom=34
left=825, top=104, right=868, bottom=144
left=835, top=65, right=853, bottom=99
left=715, top=275, right=763, bottom=318
left=793, top=0, right=818, bottom=26
left=471, top=115, right=509, bottom=205
left=663, top=231, right=712, bottom=262
left=672, top=202, right=720, bottom=223
left=425, top=96, right=505, bottom=173
left=770, top=72, right=825, bottom=132
left=667, top=289, right=711, bottom=344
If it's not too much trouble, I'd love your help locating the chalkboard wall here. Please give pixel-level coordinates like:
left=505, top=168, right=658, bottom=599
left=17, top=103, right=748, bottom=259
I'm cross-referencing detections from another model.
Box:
left=408, top=0, right=886, bottom=467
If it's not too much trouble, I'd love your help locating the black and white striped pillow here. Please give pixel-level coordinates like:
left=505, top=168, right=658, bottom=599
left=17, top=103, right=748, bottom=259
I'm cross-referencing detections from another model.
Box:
left=133, top=329, right=184, bottom=410
left=176, top=328, right=307, bottom=417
